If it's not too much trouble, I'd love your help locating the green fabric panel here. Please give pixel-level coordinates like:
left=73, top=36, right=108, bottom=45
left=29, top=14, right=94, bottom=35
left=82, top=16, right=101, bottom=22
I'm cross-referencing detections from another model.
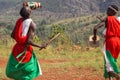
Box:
left=6, top=51, right=42, bottom=80
left=104, top=50, right=120, bottom=78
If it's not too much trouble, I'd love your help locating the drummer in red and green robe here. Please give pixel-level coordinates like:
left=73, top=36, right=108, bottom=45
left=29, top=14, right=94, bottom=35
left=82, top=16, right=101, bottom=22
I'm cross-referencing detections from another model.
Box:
left=6, top=6, right=47, bottom=80
left=92, top=5, right=120, bottom=80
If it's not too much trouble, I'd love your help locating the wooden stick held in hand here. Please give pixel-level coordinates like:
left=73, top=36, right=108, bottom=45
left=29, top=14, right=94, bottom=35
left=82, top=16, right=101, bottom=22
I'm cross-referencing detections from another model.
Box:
left=96, top=16, right=106, bottom=22
left=46, top=33, right=61, bottom=45
left=39, top=33, right=61, bottom=50
left=96, top=16, right=103, bottom=22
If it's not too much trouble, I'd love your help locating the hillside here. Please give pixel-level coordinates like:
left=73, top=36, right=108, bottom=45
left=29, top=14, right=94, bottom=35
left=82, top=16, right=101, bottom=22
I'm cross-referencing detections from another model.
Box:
left=0, top=0, right=120, bottom=22
left=0, top=0, right=120, bottom=46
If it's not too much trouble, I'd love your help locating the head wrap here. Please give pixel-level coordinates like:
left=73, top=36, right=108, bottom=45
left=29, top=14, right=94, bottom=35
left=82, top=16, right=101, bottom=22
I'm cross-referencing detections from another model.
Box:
left=108, top=6, right=118, bottom=13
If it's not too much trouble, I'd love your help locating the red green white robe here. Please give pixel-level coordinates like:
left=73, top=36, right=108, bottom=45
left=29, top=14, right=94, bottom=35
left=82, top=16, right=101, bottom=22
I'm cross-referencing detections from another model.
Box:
left=6, top=18, right=42, bottom=80
left=103, top=16, right=120, bottom=78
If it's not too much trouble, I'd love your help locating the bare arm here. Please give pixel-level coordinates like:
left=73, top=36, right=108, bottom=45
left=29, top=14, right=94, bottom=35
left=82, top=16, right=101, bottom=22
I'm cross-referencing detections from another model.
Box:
left=92, top=18, right=106, bottom=42
left=93, top=22, right=104, bottom=38
left=27, top=21, right=47, bottom=49
left=11, top=26, right=16, bottom=39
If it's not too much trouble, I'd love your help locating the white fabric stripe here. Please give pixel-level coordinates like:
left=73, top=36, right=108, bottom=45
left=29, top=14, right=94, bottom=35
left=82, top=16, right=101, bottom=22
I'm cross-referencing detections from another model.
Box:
left=117, top=17, right=120, bottom=22
left=22, top=18, right=32, bottom=37
left=103, top=44, right=114, bottom=72
left=37, top=60, right=42, bottom=75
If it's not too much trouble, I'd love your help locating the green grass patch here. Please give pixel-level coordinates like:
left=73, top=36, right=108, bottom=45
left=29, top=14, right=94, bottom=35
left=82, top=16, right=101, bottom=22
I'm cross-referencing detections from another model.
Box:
left=1, top=44, right=120, bottom=79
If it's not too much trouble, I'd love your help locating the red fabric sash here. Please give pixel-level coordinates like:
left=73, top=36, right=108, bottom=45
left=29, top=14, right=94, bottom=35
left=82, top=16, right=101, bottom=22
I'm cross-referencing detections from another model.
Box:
left=106, top=16, right=120, bottom=38
left=12, top=18, right=32, bottom=62
left=106, top=16, right=120, bottom=58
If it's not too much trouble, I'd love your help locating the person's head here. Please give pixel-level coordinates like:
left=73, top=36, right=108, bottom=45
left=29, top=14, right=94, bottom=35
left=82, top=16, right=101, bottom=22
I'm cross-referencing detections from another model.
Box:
left=20, top=6, right=31, bottom=19
left=106, top=5, right=119, bottom=16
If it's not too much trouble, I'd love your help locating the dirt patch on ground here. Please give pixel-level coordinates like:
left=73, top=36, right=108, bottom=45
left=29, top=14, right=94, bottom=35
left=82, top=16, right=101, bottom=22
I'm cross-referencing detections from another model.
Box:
left=0, top=57, right=8, bottom=67
left=39, top=59, right=74, bottom=64
left=35, top=67, right=104, bottom=80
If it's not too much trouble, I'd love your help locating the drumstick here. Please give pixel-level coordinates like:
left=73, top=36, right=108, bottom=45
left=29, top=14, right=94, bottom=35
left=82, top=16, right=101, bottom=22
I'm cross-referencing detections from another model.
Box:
left=96, top=16, right=103, bottom=22
left=46, top=33, right=61, bottom=45
left=96, top=16, right=106, bottom=22
left=39, top=33, right=61, bottom=50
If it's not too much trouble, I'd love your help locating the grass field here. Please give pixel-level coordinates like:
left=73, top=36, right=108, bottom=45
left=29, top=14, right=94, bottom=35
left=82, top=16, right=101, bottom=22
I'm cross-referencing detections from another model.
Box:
left=0, top=43, right=102, bottom=80
left=0, top=43, right=120, bottom=80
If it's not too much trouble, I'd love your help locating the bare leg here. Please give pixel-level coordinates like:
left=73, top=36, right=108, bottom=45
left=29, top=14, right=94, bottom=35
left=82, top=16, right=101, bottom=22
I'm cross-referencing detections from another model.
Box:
left=108, top=71, right=120, bottom=80
left=109, top=75, right=112, bottom=80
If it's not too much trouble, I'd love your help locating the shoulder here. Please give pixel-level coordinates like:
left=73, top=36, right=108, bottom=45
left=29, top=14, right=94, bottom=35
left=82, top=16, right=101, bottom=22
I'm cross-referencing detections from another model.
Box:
left=16, top=18, right=23, bottom=23
left=27, top=18, right=32, bottom=21
left=23, top=18, right=33, bottom=23
left=30, top=19, right=36, bottom=30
